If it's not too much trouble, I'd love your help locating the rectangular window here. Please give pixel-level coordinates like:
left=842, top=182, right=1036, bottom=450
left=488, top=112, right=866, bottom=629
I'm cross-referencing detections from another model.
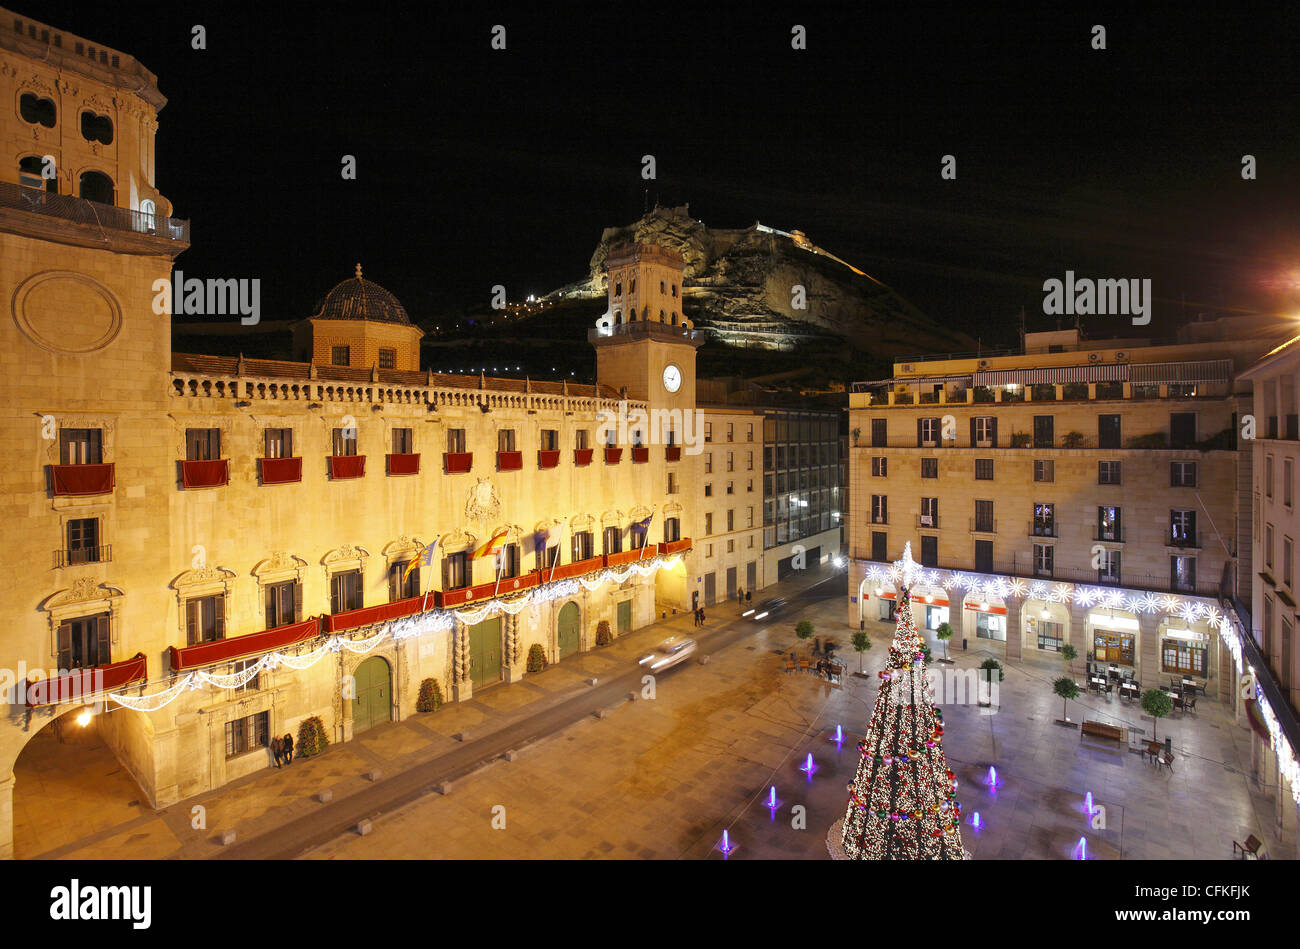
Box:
left=748, top=423, right=754, bottom=442
left=540, top=429, right=559, bottom=451
left=974, top=458, right=993, bottom=481
left=59, top=428, right=103, bottom=465
left=1170, top=509, right=1196, bottom=546
left=1098, top=414, right=1121, bottom=449
left=1099, top=460, right=1121, bottom=485
left=391, top=427, right=413, bottom=454
left=1098, top=549, right=1121, bottom=584
left=920, top=497, right=938, bottom=526
left=1098, top=506, right=1122, bottom=542
left=705, top=483, right=713, bottom=497
left=727, top=423, right=734, bottom=441
left=1266, top=455, right=1274, bottom=498
left=497, top=429, right=517, bottom=452
left=663, top=518, right=681, bottom=543
left=1037, top=620, right=1064, bottom=651
left=1034, top=459, right=1054, bottom=482
left=747, top=451, right=754, bottom=470
left=918, top=417, right=940, bottom=446
left=66, top=517, right=101, bottom=565
left=264, top=428, right=293, bottom=458
left=378, top=348, right=396, bottom=369
left=1033, top=503, right=1054, bottom=536
left=443, top=551, right=469, bottom=590
left=1170, top=555, right=1197, bottom=593
left=389, top=560, right=420, bottom=600
left=705, top=422, right=713, bottom=442
left=871, top=456, right=887, bottom=477
left=331, top=346, right=350, bottom=366
left=1033, top=543, right=1054, bottom=578
left=668, top=472, right=678, bottom=494
left=726, top=481, right=734, bottom=494
left=727, top=510, right=735, bottom=532
left=332, top=427, right=358, bottom=456
left=57, top=613, right=109, bottom=669
left=330, top=569, right=363, bottom=614
left=973, top=416, right=995, bottom=446
left=447, top=428, right=466, bottom=453
left=747, top=507, right=754, bottom=528
left=571, top=531, right=594, bottom=562
left=727, top=451, right=734, bottom=472
left=575, top=429, right=590, bottom=451
left=871, top=419, right=887, bottom=447
left=185, top=594, right=225, bottom=645
left=1288, top=458, right=1295, bottom=507
left=974, top=499, right=994, bottom=533
left=1032, top=415, right=1054, bottom=448
left=1171, top=461, right=1196, bottom=487
left=185, top=427, right=221, bottom=461
left=1286, top=537, right=1294, bottom=589
left=871, top=495, right=887, bottom=524
left=704, top=513, right=714, bottom=535
left=1161, top=640, right=1207, bottom=676
left=871, top=531, right=887, bottom=562
left=265, top=580, right=300, bottom=629
left=498, top=544, right=521, bottom=578
left=920, top=458, right=938, bottom=479
left=1170, top=412, right=1196, bottom=449
left=225, top=711, right=269, bottom=759
left=974, top=539, right=994, bottom=574
left=920, top=534, right=938, bottom=567
left=1267, top=523, right=1275, bottom=569
left=604, top=525, right=623, bottom=554
left=705, top=453, right=713, bottom=474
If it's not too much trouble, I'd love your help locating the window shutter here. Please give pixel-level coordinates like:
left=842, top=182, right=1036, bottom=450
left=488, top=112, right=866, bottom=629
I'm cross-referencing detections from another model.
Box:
left=969, top=418, right=977, bottom=445
left=990, top=418, right=998, bottom=447
left=57, top=621, right=71, bottom=670
left=916, top=418, right=923, bottom=446
left=89, top=428, right=103, bottom=463
left=293, top=581, right=303, bottom=623
left=389, top=565, right=399, bottom=602
left=215, top=594, right=225, bottom=639
left=264, top=585, right=275, bottom=628
left=95, top=614, right=109, bottom=666
left=186, top=600, right=198, bottom=646
left=264, top=429, right=273, bottom=458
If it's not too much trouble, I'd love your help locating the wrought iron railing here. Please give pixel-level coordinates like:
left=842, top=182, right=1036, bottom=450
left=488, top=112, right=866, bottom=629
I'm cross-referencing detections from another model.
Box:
left=0, top=181, right=190, bottom=242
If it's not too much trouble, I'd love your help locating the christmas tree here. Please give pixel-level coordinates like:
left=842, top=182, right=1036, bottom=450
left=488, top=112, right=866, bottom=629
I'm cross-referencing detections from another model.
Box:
left=840, top=544, right=967, bottom=860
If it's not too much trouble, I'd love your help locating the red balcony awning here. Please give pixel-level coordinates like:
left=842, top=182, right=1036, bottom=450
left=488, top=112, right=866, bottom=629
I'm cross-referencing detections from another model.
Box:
left=387, top=453, right=420, bottom=475
left=259, top=456, right=302, bottom=485
left=180, top=459, right=229, bottom=489
left=25, top=652, right=146, bottom=706
left=573, top=448, right=594, bottom=467
left=537, top=449, right=560, bottom=469
left=665, top=446, right=682, bottom=462
left=50, top=463, right=115, bottom=497
left=437, top=572, right=540, bottom=609
left=169, top=618, right=320, bottom=672
left=631, top=447, right=649, bottom=463
left=328, top=455, right=366, bottom=479
left=661, top=538, right=692, bottom=555
left=605, top=549, right=645, bottom=568
left=545, top=555, right=605, bottom=581
left=325, top=595, right=430, bottom=633
left=497, top=450, right=523, bottom=471
left=604, top=447, right=623, bottom=464
left=444, top=452, right=473, bottom=474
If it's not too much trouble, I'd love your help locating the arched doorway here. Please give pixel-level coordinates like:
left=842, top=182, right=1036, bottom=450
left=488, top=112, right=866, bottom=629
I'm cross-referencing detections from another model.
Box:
left=352, top=656, right=392, bottom=734
left=13, top=707, right=147, bottom=857
left=557, top=601, right=580, bottom=659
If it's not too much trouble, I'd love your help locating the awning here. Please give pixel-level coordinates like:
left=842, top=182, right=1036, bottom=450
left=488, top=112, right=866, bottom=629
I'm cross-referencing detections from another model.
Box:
left=1130, top=359, right=1231, bottom=384
left=169, top=618, right=320, bottom=671
left=50, top=463, right=116, bottom=497
left=1245, top=699, right=1271, bottom=741
left=973, top=364, right=1128, bottom=386
left=25, top=652, right=147, bottom=706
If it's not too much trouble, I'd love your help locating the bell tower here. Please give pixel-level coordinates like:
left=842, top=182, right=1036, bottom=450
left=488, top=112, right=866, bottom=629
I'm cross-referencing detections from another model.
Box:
left=590, top=242, right=702, bottom=414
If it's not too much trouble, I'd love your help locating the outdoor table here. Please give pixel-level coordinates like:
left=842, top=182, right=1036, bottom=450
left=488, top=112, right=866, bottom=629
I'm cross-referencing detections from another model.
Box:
left=1144, top=740, right=1162, bottom=761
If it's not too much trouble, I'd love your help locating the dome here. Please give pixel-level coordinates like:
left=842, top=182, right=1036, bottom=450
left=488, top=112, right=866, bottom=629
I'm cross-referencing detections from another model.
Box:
left=312, top=264, right=411, bottom=325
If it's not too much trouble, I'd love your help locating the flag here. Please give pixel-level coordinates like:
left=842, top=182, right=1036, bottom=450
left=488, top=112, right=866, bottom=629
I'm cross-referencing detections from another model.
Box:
left=402, top=537, right=438, bottom=582
left=629, top=513, right=653, bottom=535
left=471, top=528, right=509, bottom=559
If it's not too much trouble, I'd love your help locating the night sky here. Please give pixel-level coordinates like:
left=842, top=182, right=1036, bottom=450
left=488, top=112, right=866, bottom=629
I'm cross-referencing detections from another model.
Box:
left=34, top=2, right=1300, bottom=346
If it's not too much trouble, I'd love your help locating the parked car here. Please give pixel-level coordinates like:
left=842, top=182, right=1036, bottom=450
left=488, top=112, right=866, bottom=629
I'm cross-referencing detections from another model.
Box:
left=638, top=636, right=698, bottom=672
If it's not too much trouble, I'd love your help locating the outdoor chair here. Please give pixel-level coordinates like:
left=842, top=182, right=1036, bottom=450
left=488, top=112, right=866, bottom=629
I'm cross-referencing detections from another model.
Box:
left=1233, top=834, right=1265, bottom=859
left=784, top=658, right=796, bottom=674
left=1156, top=751, right=1175, bottom=773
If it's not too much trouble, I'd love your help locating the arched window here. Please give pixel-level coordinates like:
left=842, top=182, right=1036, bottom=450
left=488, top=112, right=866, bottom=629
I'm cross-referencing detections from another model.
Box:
left=642, top=306, right=649, bottom=320
left=80, top=111, right=113, bottom=145
left=613, top=310, right=622, bottom=325
left=629, top=308, right=637, bottom=322
left=19, top=93, right=56, bottom=128
left=614, top=281, right=622, bottom=297
left=671, top=312, right=678, bottom=325
left=659, top=280, right=666, bottom=293
left=672, top=284, right=678, bottom=297
left=136, top=198, right=156, bottom=233
left=19, top=155, right=55, bottom=193
left=630, top=278, right=636, bottom=293
left=659, top=309, right=666, bottom=323
left=78, top=170, right=114, bottom=205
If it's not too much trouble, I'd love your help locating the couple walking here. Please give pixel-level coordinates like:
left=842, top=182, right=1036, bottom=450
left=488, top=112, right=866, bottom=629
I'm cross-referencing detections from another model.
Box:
left=692, top=607, right=707, bottom=627
left=271, top=732, right=295, bottom=768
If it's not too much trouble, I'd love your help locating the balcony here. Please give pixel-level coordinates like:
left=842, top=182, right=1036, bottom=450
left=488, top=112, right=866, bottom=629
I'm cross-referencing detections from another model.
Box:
left=49, top=463, right=115, bottom=497
left=661, top=538, right=692, bottom=555
left=180, top=458, right=229, bottom=489
left=169, top=618, right=319, bottom=671
left=1167, top=530, right=1201, bottom=549
left=666, top=445, right=682, bottom=462
left=444, top=451, right=473, bottom=473
left=588, top=321, right=704, bottom=344
left=605, top=549, right=645, bottom=568
left=54, top=544, right=112, bottom=568
left=1029, top=522, right=1057, bottom=538
left=387, top=453, right=420, bottom=475
left=538, top=449, right=560, bottom=469
left=916, top=515, right=940, bottom=530
left=970, top=519, right=997, bottom=534
left=546, top=554, right=606, bottom=582
left=631, top=446, right=650, bottom=464
left=604, top=447, right=623, bottom=464
left=1093, top=527, right=1124, bottom=543
left=24, top=652, right=147, bottom=707
left=259, top=456, right=302, bottom=485
left=0, top=180, right=190, bottom=244
left=496, top=450, right=523, bottom=471
left=327, top=455, right=366, bottom=480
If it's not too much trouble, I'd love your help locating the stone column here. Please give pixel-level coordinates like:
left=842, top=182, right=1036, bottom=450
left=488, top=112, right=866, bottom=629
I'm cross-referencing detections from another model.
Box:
left=452, top=622, right=473, bottom=702
left=503, top=613, right=524, bottom=683
left=1004, top=599, right=1023, bottom=661
left=1138, top=613, right=1162, bottom=688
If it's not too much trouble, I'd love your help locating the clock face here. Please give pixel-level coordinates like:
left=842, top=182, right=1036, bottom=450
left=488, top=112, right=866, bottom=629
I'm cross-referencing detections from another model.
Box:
left=662, top=364, right=682, bottom=393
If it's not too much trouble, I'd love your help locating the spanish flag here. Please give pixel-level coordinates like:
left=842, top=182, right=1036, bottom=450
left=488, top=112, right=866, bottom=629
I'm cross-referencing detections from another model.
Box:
left=402, top=538, right=438, bottom=582
left=471, top=528, right=509, bottom=559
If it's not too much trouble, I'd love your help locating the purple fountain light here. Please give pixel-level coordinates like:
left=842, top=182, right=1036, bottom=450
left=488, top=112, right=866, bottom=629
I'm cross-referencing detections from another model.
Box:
left=800, top=753, right=816, bottom=777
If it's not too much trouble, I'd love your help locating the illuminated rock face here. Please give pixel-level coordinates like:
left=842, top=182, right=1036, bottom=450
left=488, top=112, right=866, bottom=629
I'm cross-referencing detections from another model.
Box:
left=553, top=205, right=975, bottom=355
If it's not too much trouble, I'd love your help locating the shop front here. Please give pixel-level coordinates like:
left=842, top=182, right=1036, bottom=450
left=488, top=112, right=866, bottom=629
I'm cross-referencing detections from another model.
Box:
left=1088, top=610, right=1138, bottom=668
left=965, top=595, right=1007, bottom=643
left=1023, top=598, right=1069, bottom=654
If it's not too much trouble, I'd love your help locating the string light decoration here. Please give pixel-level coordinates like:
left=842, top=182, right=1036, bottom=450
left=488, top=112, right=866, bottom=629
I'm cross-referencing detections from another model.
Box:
left=840, top=563, right=968, bottom=860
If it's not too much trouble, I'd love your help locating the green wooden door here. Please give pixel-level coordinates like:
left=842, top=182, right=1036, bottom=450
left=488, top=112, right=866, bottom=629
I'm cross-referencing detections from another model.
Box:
left=469, top=617, right=502, bottom=687
left=557, top=602, right=580, bottom=658
left=352, top=656, right=391, bottom=734
left=617, top=599, right=632, bottom=635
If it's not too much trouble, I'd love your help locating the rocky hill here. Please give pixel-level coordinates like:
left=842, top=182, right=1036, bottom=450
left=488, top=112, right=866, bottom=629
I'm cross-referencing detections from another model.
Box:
left=547, top=205, right=975, bottom=355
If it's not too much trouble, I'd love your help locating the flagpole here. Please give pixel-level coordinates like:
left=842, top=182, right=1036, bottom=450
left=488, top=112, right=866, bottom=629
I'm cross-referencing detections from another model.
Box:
left=548, top=517, right=563, bottom=583
left=493, top=529, right=511, bottom=597
left=639, top=506, right=656, bottom=561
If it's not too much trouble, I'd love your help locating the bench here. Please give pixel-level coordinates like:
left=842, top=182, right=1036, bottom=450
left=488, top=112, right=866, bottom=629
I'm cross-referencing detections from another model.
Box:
left=1080, top=720, right=1126, bottom=744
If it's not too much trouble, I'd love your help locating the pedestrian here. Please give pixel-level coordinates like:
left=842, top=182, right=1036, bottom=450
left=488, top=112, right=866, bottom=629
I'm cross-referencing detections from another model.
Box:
left=283, top=732, right=294, bottom=765
left=693, top=608, right=699, bottom=627
left=699, top=608, right=706, bottom=626
left=271, top=734, right=283, bottom=768
left=745, top=590, right=752, bottom=604
left=737, top=587, right=743, bottom=605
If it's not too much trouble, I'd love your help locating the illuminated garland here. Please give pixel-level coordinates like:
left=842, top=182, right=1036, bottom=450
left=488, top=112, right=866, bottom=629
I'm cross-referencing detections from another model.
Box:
left=104, top=556, right=681, bottom=714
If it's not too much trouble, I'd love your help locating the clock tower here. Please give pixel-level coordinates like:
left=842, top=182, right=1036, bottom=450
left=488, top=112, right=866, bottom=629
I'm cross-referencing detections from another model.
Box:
left=589, top=242, right=702, bottom=415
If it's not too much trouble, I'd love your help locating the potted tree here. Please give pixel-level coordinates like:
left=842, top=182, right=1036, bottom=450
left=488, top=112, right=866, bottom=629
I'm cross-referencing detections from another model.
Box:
left=594, top=620, right=613, bottom=646
left=1061, top=643, right=1078, bottom=677
left=1053, top=676, right=1081, bottom=727
left=795, top=619, right=815, bottom=643
left=526, top=643, right=547, bottom=673
left=416, top=677, right=444, bottom=712
left=851, top=630, right=872, bottom=676
left=935, top=622, right=955, bottom=663
left=978, top=658, right=1004, bottom=707
left=1141, top=689, right=1174, bottom=745
left=851, top=426, right=861, bottom=447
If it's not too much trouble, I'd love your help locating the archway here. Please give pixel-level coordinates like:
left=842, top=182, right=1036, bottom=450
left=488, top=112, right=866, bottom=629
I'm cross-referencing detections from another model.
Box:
left=13, top=706, right=147, bottom=857
left=352, top=656, right=392, bottom=734
left=557, top=601, right=580, bottom=659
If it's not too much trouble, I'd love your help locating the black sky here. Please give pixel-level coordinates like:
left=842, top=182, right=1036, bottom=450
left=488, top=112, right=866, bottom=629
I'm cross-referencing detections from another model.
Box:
left=33, top=1, right=1300, bottom=346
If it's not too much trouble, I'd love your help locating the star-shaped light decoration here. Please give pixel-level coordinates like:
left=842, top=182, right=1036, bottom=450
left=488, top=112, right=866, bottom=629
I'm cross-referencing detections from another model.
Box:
left=894, top=541, right=924, bottom=591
